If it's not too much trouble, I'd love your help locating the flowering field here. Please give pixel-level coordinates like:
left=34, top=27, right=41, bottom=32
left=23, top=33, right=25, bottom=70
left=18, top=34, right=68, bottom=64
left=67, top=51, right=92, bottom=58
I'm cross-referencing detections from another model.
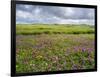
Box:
left=16, top=24, right=95, bottom=73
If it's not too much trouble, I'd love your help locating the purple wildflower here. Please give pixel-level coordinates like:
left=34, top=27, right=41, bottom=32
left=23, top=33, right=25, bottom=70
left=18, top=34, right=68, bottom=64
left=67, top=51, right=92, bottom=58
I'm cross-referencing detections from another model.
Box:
left=82, top=48, right=86, bottom=52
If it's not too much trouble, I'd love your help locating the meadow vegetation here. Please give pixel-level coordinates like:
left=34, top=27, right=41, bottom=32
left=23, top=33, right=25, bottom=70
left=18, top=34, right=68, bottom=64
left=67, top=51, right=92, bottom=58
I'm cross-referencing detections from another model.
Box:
left=16, top=24, right=94, bottom=35
left=16, top=24, right=95, bottom=73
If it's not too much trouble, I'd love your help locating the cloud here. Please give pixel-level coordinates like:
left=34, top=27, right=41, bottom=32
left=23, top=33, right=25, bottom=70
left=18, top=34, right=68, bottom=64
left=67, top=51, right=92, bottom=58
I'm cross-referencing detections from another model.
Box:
left=16, top=10, right=33, bottom=19
left=16, top=4, right=95, bottom=25
left=58, top=19, right=94, bottom=25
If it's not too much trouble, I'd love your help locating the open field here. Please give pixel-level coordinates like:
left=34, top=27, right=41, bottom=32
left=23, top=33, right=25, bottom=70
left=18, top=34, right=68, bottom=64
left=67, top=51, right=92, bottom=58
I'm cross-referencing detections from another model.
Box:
left=16, top=24, right=95, bottom=73
left=16, top=24, right=94, bottom=35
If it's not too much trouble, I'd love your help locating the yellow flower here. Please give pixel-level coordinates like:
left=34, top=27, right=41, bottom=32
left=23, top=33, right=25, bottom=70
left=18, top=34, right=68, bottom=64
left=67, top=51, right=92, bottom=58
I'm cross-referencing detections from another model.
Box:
left=36, top=55, right=43, bottom=59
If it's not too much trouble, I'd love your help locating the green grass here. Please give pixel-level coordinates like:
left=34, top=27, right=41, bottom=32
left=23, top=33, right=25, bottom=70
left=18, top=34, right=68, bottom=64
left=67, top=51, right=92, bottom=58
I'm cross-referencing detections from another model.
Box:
left=16, top=24, right=95, bottom=73
left=16, top=24, right=94, bottom=35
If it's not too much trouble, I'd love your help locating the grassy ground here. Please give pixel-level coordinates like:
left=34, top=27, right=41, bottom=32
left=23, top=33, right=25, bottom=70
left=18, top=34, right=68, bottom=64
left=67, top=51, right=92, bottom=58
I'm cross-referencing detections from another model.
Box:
left=16, top=24, right=94, bottom=35
left=16, top=24, right=95, bottom=73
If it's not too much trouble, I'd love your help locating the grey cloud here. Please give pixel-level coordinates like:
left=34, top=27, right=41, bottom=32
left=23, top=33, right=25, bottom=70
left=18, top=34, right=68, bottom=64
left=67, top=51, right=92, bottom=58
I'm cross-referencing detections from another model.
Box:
left=17, top=4, right=94, bottom=19
left=16, top=4, right=95, bottom=25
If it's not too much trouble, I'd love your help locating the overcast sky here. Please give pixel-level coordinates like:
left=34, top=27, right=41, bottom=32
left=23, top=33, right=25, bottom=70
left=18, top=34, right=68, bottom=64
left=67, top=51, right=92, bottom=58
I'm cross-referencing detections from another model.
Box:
left=16, top=4, right=95, bottom=25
